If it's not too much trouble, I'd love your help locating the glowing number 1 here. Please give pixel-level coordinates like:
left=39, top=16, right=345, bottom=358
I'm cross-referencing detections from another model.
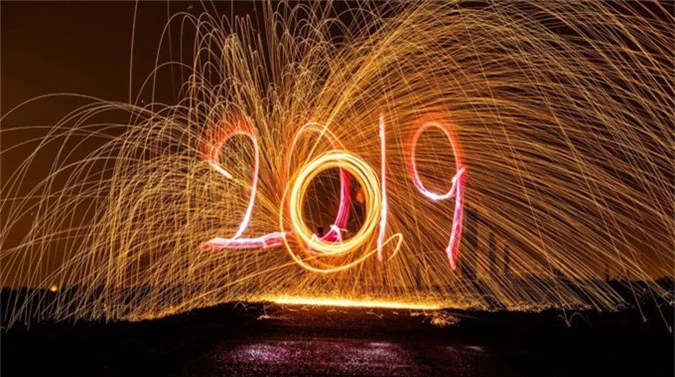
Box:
left=377, top=113, right=388, bottom=261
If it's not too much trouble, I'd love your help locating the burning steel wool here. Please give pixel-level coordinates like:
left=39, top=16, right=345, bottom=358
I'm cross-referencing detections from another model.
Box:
left=0, top=2, right=672, bottom=325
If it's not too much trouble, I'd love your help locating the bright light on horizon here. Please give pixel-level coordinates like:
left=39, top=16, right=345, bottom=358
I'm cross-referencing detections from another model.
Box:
left=266, top=296, right=443, bottom=310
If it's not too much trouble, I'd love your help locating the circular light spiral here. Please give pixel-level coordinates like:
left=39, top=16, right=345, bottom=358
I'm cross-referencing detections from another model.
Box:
left=283, top=150, right=382, bottom=272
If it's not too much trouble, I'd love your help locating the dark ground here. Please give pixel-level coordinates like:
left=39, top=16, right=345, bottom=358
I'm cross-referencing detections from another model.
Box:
left=1, top=299, right=673, bottom=377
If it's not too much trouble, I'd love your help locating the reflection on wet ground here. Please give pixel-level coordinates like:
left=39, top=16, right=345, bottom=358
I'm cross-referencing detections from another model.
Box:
left=185, top=337, right=498, bottom=376
left=2, top=304, right=673, bottom=377
left=174, top=305, right=672, bottom=377
left=212, top=339, right=429, bottom=376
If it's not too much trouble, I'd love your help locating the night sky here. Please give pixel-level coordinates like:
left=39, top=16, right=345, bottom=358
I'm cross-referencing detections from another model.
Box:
left=3, top=2, right=237, bottom=111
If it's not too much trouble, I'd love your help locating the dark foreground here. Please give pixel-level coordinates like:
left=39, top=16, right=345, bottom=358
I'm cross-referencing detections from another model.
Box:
left=2, top=302, right=673, bottom=377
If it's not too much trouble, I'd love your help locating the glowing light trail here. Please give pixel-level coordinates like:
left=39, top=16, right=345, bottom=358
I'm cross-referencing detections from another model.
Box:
left=268, top=296, right=443, bottom=310
left=377, top=113, right=388, bottom=261
left=200, top=114, right=465, bottom=271
left=200, top=232, right=289, bottom=250
left=284, top=150, right=383, bottom=272
left=408, top=119, right=466, bottom=269
left=200, top=116, right=270, bottom=247
left=200, top=120, right=355, bottom=252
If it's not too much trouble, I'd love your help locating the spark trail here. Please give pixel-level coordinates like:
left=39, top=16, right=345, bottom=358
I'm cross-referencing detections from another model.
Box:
left=0, top=1, right=672, bottom=325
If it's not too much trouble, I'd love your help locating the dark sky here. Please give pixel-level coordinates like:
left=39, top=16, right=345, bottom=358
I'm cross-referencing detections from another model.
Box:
left=4, top=2, right=138, bottom=110
left=1, top=2, right=264, bottom=113
left=1, top=1, right=266, bottom=186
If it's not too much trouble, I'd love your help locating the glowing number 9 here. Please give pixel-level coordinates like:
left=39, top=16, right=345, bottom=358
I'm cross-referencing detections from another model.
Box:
left=407, top=118, right=466, bottom=270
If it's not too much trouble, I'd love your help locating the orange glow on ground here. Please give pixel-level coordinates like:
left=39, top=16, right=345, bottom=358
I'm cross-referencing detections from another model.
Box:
left=265, top=296, right=443, bottom=310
